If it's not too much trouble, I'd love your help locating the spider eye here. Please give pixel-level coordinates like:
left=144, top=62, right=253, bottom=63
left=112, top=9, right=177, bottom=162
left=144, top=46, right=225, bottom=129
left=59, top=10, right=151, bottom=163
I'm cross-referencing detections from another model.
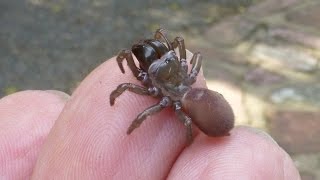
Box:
left=165, top=57, right=176, bottom=64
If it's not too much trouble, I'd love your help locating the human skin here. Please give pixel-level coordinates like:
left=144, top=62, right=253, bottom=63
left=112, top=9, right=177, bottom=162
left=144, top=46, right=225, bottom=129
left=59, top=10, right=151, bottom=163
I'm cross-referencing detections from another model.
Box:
left=0, top=57, right=300, bottom=179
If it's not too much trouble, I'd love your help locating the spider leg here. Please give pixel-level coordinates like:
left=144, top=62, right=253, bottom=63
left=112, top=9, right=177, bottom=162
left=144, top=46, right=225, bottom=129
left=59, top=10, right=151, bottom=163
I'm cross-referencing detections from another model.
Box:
left=154, top=28, right=173, bottom=50
left=127, top=96, right=172, bottom=134
left=173, top=102, right=193, bottom=144
left=172, top=37, right=188, bottom=73
left=110, top=83, right=159, bottom=106
left=117, top=49, right=140, bottom=78
left=187, top=52, right=202, bottom=85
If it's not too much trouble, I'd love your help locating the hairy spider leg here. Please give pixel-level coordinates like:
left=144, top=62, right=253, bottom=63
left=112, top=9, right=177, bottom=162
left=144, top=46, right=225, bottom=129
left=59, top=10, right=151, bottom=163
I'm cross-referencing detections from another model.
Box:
left=110, top=83, right=160, bottom=106
left=187, top=52, right=202, bottom=85
left=110, top=83, right=148, bottom=105
left=174, top=102, right=193, bottom=144
left=154, top=28, right=173, bottom=50
left=172, top=36, right=188, bottom=73
left=127, top=96, right=172, bottom=134
left=116, top=49, right=140, bottom=78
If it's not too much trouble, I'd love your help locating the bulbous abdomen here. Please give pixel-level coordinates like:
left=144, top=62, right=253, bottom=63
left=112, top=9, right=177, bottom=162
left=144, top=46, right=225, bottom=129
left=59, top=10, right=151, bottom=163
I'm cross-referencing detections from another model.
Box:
left=181, top=88, right=234, bottom=137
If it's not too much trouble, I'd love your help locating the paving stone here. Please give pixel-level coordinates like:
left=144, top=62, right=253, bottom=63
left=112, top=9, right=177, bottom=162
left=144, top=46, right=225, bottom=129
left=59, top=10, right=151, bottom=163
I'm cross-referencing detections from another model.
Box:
left=193, top=47, right=249, bottom=65
left=270, top=85, right=320, bottom=108
left=251, top=43, right=318, bottom=72
left=300, top=172, right=316, bottom=180
left=269, top=28, right=320, bottom=50
left=270, top=88, right=304, bottom=104
left=204, top=16, right=257, bottom=47
left=248, top=0, right=300, bottom=17
left=245, top=67, right=285, bottom=86
left=286, top=3, right=320, bottom=30
left=293, top=152, right=320, bottom=180
left=195, top=47, right=249, bottom=87
left=269, top=110, right=320, bottom=154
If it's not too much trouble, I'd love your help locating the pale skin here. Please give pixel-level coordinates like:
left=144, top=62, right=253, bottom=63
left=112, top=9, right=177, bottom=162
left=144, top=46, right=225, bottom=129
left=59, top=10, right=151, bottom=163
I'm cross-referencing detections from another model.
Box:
left=0, top=57, right=301, bottom=179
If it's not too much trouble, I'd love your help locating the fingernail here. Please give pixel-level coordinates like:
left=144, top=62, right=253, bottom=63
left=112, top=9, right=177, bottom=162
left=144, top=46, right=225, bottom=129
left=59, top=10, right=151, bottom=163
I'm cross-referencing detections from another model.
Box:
left=239, top=126, right=278, bottom=145
left=45, top=90, right=71, bottom=101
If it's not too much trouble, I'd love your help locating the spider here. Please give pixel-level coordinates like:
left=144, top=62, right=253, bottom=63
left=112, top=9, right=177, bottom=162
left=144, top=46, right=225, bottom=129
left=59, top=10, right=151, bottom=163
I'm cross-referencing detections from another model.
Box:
left=110, top=29, right=234, bottom=144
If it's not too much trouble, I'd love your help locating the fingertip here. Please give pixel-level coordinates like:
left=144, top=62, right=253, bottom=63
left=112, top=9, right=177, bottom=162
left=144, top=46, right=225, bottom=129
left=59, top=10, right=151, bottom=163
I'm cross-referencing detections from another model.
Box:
left=0, top=90, right=67, bottom=179
left=44, top=90, right=71, bottom=101
left=168, top=126, right=300, bottom=180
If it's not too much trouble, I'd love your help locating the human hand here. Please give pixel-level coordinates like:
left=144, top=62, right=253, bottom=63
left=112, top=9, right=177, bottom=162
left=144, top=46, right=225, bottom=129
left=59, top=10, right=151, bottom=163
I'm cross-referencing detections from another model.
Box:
left=0, top=57, right=300, bottom=179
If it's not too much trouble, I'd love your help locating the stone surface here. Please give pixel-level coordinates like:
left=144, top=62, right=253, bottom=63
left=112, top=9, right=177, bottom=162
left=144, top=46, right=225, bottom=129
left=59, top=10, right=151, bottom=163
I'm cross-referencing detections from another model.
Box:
left=199, top=48, right=248, bottom=85
left=286, top=3, right=320, bottom=30
left=204, top=16, right=257, bottom=47
left=248, top=0, right=300, bottom=17
left=270, top=88, right=304, bottom=104
left=270, top=28, right=320, bottom=50
left=245, top=67, right=285, bottom=86
left=293, top=153, right=320, bottom=180
left=270, top=84, right=320, bottom=109
left=300, top=172, right=316, bottom=180
left=191, top=46, right=249, bottom=65
left=269, top=110, right=320, bottom=154
left=251, top=44, right=318, bottom=72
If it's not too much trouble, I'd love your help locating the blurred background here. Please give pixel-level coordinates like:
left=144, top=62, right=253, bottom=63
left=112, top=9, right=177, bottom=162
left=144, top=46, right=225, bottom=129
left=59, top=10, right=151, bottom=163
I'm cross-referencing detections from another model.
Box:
left=0, top=0, right=319, bottom=179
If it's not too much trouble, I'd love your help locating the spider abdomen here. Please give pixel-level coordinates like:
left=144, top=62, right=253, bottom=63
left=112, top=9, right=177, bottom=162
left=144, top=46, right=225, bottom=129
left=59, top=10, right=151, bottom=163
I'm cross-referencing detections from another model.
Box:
left=181, top=88, right=234, bottom=137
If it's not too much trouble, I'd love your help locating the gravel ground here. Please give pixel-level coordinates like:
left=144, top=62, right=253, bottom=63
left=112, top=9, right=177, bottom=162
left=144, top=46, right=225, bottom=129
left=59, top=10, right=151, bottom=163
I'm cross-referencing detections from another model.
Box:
left=0, top=0, right=255, bottom=96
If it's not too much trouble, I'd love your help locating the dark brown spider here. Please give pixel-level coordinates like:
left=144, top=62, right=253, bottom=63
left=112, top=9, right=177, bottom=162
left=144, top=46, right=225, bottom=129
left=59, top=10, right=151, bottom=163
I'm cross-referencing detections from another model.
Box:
left=110, top=29, right=234, bottom=144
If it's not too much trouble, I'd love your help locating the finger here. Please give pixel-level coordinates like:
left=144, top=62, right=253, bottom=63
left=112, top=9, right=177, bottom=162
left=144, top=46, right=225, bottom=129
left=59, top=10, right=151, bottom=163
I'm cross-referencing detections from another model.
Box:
left=167, top=126, right=301, bottom=180
left=32, top=53, right=207, bottom=179
left=0, top=90, right=68, bottom=179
